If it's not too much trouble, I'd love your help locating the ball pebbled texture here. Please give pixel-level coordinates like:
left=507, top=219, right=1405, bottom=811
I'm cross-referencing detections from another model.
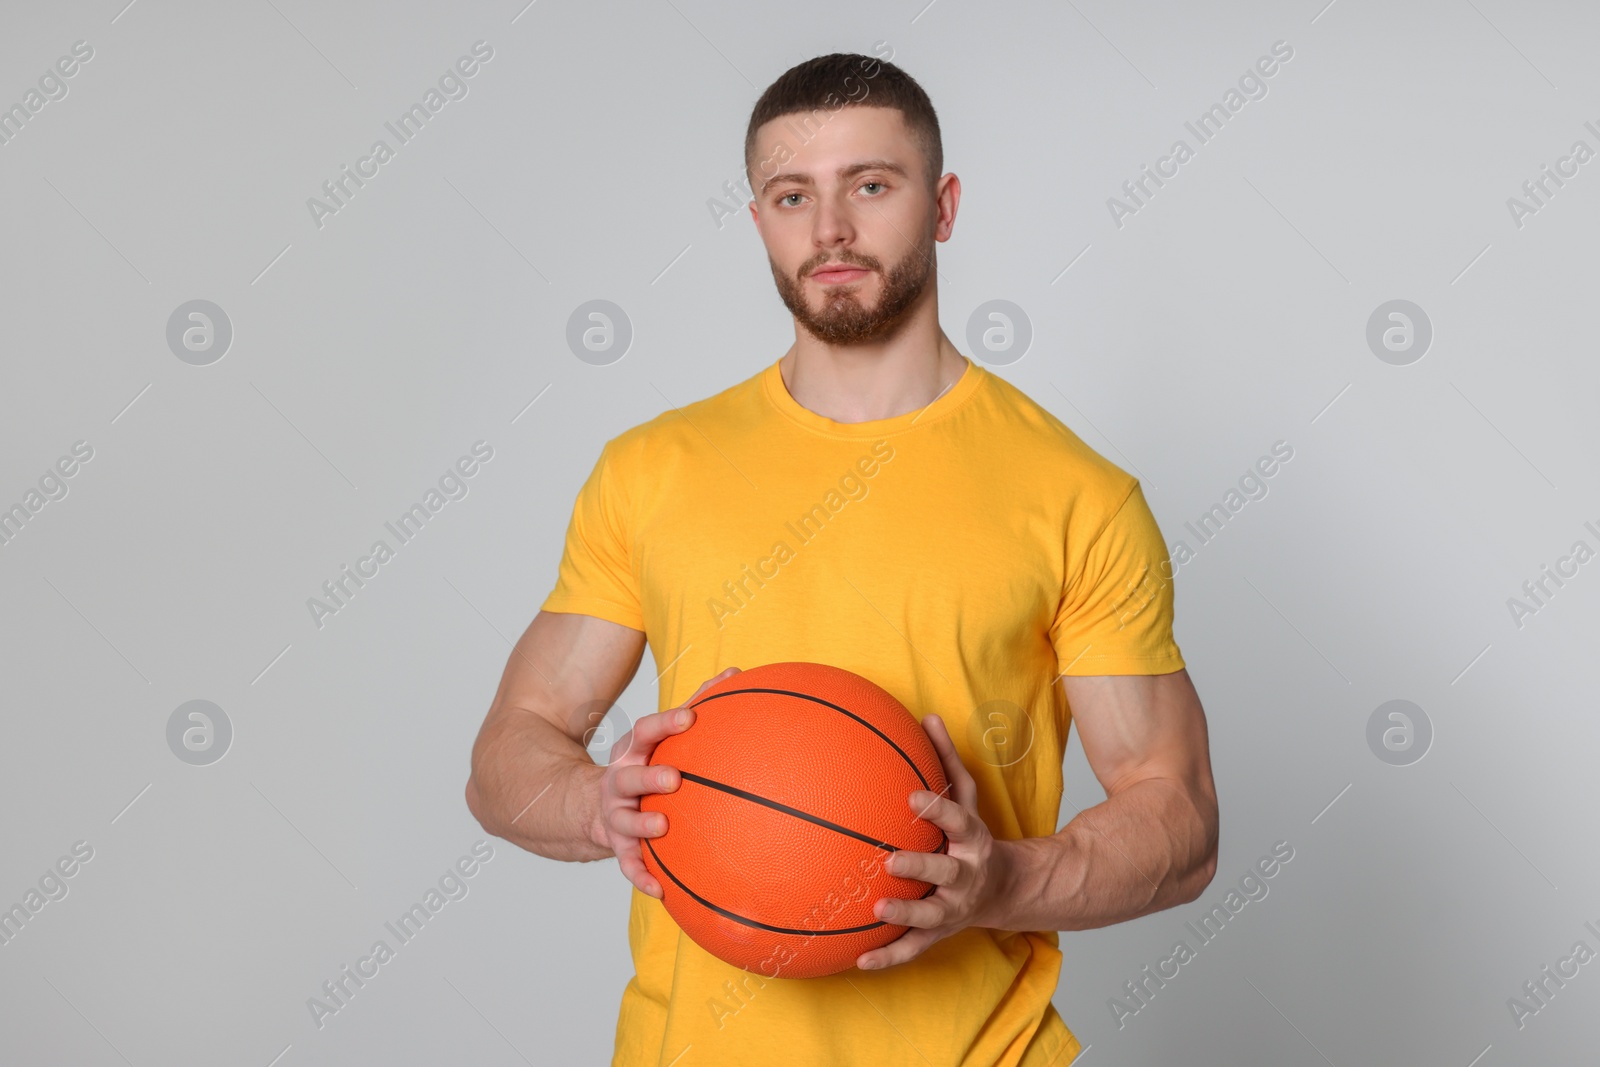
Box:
left=639, top=662, right=949, bottom=979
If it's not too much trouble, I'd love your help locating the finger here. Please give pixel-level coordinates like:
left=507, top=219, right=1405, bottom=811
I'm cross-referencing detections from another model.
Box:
left=611, top=835, right=650, bottom=886
left=615, top=847, right=662, bottom=898
left=857, top=926, right=941, bottom=971
left=907, top=789, right=974, bottom=839
left=610, top=762, right=681, bottom=799
left=921, top=716, right=979, bottom=809
left=618, top=669, right=740, bottom=763
left=920, top=714, right=978, bottom=809
left=885, top=848, right=961, bottom=886
left=874, top=893, right=948, bottom=930
left=625, top=707, right=697, bottom=755
left=608, top=807, right=669, bottom=840
left=688, top=666, right=741, bottom=702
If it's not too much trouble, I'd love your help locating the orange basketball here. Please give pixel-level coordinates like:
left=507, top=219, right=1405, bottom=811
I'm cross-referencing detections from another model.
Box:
left=639, top=662, right=949, bottom=980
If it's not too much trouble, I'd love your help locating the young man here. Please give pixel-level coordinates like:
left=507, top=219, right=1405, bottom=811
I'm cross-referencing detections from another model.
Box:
left=467, top=53, right=1218, bottom=1066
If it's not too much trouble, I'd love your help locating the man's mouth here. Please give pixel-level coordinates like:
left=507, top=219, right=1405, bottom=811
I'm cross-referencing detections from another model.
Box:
left=810, top=265, right=871, bottom=284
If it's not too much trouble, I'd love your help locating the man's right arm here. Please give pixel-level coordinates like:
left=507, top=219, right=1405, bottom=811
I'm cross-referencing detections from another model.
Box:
left=465, top=609, right=647, bottom=862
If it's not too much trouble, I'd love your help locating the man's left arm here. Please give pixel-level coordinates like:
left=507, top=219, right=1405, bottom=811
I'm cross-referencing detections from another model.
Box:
left=992, top=669, right=1217, bottom=930
left=858, top=669, right=1217, bottom=969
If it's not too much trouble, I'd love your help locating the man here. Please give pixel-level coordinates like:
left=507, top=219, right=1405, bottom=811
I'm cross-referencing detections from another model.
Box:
left=466, top=52, right=1218, bottom=1066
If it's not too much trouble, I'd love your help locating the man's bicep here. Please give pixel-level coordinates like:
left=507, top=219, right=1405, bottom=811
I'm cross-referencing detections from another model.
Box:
left=487, top=609, right=647, bottom=744
left=1061, top=670, right=1212, bottom=799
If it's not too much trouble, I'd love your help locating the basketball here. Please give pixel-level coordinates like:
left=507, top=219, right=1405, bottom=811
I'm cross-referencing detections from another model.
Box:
left=639, top=661, right=949, bottom=980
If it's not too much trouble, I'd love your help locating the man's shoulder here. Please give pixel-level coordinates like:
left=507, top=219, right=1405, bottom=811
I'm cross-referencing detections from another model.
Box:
left=975, top=368, right=1139, bottom=498
left=602, top=363, right=769, bottom=465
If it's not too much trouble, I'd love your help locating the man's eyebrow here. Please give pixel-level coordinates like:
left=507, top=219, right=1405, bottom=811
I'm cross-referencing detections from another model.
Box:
left=759, top=159, right=909, bottom=196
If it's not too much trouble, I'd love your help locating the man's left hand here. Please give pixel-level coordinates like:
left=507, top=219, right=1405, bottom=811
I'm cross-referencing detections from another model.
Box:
left=856, top=713, right=1014, bottom=970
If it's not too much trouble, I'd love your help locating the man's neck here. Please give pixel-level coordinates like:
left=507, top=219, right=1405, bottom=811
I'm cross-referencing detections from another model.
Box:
left=778, top=330, right=968, bottom=424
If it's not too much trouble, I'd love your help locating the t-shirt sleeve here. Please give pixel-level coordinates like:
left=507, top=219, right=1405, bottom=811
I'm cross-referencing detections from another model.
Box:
left=1050, top=479, right=1186, bottom=676
left=539, top=441, right=646, bottom=632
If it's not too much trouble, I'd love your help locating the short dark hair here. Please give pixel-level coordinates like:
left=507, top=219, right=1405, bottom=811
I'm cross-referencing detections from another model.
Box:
left=744, top=52, right=943, bottom=195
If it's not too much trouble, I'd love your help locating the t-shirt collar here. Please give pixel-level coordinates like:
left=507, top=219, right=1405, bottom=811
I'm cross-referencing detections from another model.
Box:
left=761, top=354, right=985, bottom=438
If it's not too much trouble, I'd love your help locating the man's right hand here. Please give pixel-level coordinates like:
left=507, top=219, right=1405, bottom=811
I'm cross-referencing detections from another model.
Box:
left=595, top=667, right=740, bottom=898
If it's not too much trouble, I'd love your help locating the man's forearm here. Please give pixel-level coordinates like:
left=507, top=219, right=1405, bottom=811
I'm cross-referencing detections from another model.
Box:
left=985, top=775, right=1216, bottom=932
left=467, top=711, right=611, bottom=863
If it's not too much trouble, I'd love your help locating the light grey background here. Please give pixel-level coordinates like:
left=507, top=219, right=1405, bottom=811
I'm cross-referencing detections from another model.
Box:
left=2, top=0, right=1597, bottom=1064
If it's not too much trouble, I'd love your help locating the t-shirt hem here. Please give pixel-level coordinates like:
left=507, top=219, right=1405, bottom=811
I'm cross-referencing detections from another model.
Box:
left=540, top=594, right=645, bottom=632
left=1058, top=651, right=1186, bottom=676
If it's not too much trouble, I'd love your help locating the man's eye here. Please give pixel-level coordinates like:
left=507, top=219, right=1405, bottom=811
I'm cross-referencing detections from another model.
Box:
left=861, top=182, right=884, bottom=194
left=781, top=193, right=803, bottom=206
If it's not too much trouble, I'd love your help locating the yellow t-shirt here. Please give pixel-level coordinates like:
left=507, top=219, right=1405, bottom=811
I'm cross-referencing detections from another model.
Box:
left=541, top=354, right=1185, bottom=1067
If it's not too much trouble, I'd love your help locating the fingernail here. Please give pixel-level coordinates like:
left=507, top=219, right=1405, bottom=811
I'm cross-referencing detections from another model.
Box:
left=677, top=709, right=691, bottom=727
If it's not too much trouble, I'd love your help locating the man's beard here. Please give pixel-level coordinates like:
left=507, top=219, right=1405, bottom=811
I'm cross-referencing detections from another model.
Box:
left=770, top=231, right=935, bottom=346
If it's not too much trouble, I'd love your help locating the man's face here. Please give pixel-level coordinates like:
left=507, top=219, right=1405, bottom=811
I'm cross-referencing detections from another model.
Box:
left=748, top=106, right=939, bottom=346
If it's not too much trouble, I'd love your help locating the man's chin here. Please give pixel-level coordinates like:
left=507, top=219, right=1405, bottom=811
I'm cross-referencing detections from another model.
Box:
left=804, top=309, right=907, bottom=345
left=809, top=278, right=874, bottom=300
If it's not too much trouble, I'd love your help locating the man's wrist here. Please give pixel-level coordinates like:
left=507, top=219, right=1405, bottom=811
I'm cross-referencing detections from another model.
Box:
left=578, top=761, right=611, bottom=855
left=979, top=837, right=1026, bottom=931
left=981, top=834, right=1076, bottom=932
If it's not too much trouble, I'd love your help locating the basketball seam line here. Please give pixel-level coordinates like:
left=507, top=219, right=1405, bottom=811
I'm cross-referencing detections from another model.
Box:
left=645, top=837, right=890, bottom=937
left=688, top=686, right=935, bottom=790
left=644, top=838, right=942, bottom=938
left=676, top=770, right=925, bottom=854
